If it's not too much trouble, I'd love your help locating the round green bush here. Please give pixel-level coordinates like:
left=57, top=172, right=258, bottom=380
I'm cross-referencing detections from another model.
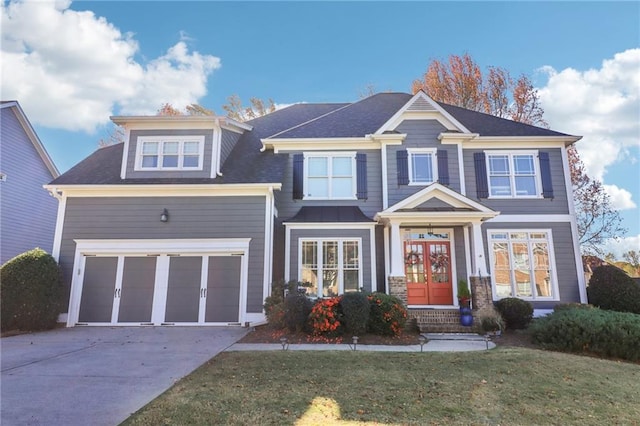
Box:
left=367, top=293, right=407, bottom=336
left=340, top=292, right=370, bottom=335
left=495, top=297, right=533, bottom=330
left=1, top=248, right=62, bottom=332
left=283, top=293, right=313, bottom=333
left=530, top=307, right=640, bottom=361
left=587, top=265, right=640, bottom=314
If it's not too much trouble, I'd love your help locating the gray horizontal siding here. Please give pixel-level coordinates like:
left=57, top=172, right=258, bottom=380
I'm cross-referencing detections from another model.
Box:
left=125, top=129, right=213, bottom=179
left=277, top=150, right=383, bottom=220
left=387, top=119, right=460, bottom=207
left=0, top=108, right=57, bottom=264
left=453, top=226, right=468, bottom=286
left=463, top=148, right=569, bottom=214
left=288, top=228, right=373, bottom=293
left=59, top=196, right=266, bottom=312
left=482, top=221, right=580, bottom=308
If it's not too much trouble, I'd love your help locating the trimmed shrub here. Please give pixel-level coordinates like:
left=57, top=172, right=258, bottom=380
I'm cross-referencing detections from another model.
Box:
left=367, top=293, right=407, bottom=336
left=553, top=303, right=594, bottom=312
left=283, top=293, right=313, bottom=333
left=530, top=307, right=640, bottom=361
left=309, top=297, right=342, bottom=336
left=587, top=265, right=640, bottom=314
left=340, top=292, right=370, bottom=335
left=1, top=248, right=62, bottom=332
left=264, top=280, right=307, bottom=329
left=495, top=297, right=533, bottom=330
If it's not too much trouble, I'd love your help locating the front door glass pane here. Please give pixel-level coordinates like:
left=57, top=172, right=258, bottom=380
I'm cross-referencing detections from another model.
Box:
left=405, top=243, right=425, bottom=283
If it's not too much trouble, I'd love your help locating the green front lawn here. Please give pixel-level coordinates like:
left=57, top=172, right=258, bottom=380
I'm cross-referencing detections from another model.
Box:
left=123, top=348, right=640, bottom=425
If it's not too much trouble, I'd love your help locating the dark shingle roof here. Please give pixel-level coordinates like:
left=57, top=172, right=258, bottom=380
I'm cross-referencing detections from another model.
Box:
left=51, top=93, right=575, bottom=186
left=437, top=102, right=571, bottom=137
left=285, top=206, right=374, bottom=223
left=269, top=93, right=412, bottom=139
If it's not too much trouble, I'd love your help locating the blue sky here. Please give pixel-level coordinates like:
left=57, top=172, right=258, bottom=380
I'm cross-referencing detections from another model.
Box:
left=2, top=1, right=639, bottom=256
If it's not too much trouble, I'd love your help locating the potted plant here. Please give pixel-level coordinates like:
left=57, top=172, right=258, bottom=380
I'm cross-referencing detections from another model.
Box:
left=457, top=279, right=472, bottom=309
left=479, top=308, right=504, bottom=336
left=456, top=279, right=473, bottom=326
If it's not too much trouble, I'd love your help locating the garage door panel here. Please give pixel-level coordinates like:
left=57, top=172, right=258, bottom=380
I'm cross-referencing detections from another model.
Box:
left=79, top=257, right=118, bottom=323
left=165, top=256, right=202, bottom=323
left=118, top=257, right=156, bottom=323
left=205, top=256, right=241, bottom=322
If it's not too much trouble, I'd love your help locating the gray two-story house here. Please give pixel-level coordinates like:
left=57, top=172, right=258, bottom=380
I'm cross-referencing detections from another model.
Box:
left=47, top=91, right=586, bottom=328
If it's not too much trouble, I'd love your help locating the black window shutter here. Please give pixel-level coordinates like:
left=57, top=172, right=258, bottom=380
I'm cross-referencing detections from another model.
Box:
left=539, top=151, right=554, bottom=199
left=437, top=149, right=449, bottom=186
left=292, top=153, right=304, bottom=200
left=356, top=153, right=367, bottom=200
left=396, top=150, right=409, bottom=185
left=474, top=152, right=489, bottom=198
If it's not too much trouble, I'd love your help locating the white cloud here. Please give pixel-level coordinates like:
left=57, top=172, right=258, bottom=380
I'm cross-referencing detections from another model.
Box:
left=538, top=49, right=640, bottom=182
left=1, top=0, right=220, bottom=132
left=601, top=234, right=640, bottom=260
left=603, top=184, right=637, bottom=211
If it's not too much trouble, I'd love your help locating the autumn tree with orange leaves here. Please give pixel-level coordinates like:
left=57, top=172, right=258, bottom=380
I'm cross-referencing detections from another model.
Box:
left=412, top=53, right=547, bottom=127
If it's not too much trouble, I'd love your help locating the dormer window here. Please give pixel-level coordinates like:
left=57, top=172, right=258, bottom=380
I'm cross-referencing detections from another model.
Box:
left=135, top=136, right=205, bottom=171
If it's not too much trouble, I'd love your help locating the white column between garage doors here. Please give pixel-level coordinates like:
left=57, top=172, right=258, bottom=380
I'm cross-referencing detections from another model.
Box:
left=67, top=239, right=250, bottom=327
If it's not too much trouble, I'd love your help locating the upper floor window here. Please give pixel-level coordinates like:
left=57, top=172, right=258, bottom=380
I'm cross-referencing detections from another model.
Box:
left=486, top=151, right=541, bottom=198
left=303, top=152, right=356, bottom=199
left=407, top=148, right=438, bottom=185
left=135, top=136, right=205, bottom=171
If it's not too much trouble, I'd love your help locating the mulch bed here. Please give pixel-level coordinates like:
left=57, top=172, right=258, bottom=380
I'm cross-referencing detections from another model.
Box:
left=238, top=324, right=536, bottom=348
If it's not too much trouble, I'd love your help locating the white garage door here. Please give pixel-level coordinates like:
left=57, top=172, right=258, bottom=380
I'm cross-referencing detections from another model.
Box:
left=68, top=239, right=250, bottom=326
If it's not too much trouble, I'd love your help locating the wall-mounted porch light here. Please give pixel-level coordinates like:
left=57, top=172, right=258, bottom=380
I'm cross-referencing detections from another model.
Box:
left=160, top=208, right=169, bottom=223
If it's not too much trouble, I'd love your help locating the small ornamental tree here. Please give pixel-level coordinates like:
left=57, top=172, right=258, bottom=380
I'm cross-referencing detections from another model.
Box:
left=1, top=248, right=62, bottom=331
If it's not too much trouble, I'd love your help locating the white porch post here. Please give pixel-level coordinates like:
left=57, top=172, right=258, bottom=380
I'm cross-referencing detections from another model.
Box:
left=471, top=221, right=488, bottom=276
left=389, top=221, right=404, bottom=276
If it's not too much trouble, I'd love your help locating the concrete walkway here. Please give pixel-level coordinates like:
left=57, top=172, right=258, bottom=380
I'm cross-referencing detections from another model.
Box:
left=227, top=333, right=496, bottom=352
left=1, top=327, right=247, bottom=426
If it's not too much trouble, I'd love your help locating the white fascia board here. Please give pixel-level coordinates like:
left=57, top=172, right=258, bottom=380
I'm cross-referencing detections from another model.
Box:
left=74, top=238, right=251, bottom=254
left=375, top=211, right=499, bottom=223
left=261, top=137, right=381, bottom=153
left=374, top=91, right=471, bottom=134
left=7, top=102, right=60, bottom=177
left=463, top=136, right=581, bottom=148
left=486, top=214, right=573, bottom=223
left=283, top=222, right=376, bottom=230
left=111, top=115, right=252, bottom=132
left=44, top=183, right=282, bottom=198
left=438, top=133, right=479, bottom=144
left=382, top=182, right=495, bottom=214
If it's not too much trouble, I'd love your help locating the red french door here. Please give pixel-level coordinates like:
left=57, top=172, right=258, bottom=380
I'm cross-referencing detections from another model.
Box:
left=404, top=241, right=453, bottom=305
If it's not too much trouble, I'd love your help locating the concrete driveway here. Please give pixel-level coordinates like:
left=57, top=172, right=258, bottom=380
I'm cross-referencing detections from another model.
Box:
left=1, top=326, right=247, bottom=426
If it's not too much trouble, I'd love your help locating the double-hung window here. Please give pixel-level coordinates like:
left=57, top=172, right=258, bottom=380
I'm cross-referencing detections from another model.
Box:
left=407, top=148, right=438, bottom=185
left=488, top=230, right=558, bottom=300
left=136, top=136, right=204, bottom=170
left=304, top=152, right=356, bottom=199
left=486, top=151, right=540, bottom=197
left=300, top=238, right=362, bottom=298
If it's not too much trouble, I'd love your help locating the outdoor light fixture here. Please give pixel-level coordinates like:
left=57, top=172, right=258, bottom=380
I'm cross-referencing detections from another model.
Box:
left=160, top=208, right=169, bottom=223
left=280, top=337, right=289, bottom=351
left=427, top=223, right=434, bottom=235
left=418, top=335, right=427, bottom=352
left=351, top=336, right=359, bottom=351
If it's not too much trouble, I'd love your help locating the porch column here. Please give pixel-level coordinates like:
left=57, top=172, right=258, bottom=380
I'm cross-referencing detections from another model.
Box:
left=388, top=222, right=407, bottom=305
left=389, top=222, right=405, bottom=276
left=471, top=221, right=488, bottom=276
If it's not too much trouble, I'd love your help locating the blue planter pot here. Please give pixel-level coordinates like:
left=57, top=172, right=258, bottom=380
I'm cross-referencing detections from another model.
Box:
left=460, top=308, right=473, bottom=326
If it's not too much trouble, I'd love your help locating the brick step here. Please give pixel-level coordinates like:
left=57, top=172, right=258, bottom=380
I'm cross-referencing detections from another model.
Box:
left=418, top=323, right=476, bottom=333
left=408, top=308, right=478, bottom=333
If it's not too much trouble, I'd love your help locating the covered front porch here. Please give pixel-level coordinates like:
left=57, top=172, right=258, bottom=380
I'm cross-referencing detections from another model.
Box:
left=375, top=184, right=498, bottom=329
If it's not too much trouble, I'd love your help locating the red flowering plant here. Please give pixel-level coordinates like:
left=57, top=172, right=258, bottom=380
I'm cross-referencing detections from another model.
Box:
left=367, top=293, right=408, bottom=336
left=308, top=296, right=343, bottom=337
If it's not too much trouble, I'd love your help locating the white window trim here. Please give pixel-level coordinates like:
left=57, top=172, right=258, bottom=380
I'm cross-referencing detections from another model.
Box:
left=303, top=152, right=357, bottom=200
left=487, top=229, right=560, bottom=302
left=484, top=150, right=543, bottom=199
left=407, top=148, right=438, bottom=186
left=298, top=237, right=363, bottom=298
left=135, top=135, right=205, bottom=171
